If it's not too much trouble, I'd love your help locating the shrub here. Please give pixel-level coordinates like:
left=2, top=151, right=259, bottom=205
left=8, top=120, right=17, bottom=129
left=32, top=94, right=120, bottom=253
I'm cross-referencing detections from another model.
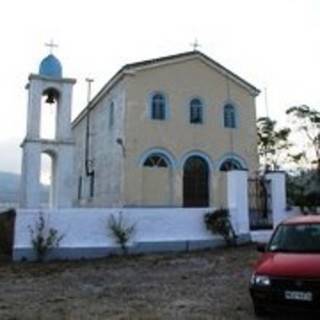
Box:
left=29, top=211, right=64, bottom=262
left=107, top=212, right=135, bottom=255
left=204, top=208, right=237, bottom=246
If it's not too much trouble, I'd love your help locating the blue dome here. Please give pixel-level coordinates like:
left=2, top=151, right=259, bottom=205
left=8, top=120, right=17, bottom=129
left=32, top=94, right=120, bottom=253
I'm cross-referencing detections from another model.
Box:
left=39, top=54, right=62, bottom=78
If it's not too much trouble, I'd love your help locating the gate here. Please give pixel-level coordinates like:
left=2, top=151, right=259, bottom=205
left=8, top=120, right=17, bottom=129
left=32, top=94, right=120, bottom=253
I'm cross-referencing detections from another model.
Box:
left=248, top=178, right=272, bottom=230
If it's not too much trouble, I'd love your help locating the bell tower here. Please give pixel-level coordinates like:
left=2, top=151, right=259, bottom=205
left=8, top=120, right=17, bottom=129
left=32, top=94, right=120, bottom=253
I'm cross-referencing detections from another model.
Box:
left=20, top=47, right=76, bottom=208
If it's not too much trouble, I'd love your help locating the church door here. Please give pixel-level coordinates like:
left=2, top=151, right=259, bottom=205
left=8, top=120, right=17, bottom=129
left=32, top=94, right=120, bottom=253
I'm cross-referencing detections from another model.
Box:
left=183, top=156, right=209, bottom=207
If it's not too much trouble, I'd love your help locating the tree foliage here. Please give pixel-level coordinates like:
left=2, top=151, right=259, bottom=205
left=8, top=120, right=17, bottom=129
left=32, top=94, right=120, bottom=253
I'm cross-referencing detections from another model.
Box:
left=286, top=105, right=320, bottom=173
left=257, top=117, right=291, bottom=171
left=256, top=106, right=320, bottom=211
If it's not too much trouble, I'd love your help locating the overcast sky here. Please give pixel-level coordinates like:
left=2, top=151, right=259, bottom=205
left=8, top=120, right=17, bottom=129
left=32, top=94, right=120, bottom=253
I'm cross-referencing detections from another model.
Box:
left=0, top=0, right=319, bottom=174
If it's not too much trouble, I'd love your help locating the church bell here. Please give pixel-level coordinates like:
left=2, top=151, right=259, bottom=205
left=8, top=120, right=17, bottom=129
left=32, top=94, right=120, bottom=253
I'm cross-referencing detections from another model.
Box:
left=45, top=88, right=58, bottom=104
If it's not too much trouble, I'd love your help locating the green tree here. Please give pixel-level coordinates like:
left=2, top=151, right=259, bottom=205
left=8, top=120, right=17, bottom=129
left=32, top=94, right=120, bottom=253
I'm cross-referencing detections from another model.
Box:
left=286, top=105, right=320, bottom=173
left=285, top=105, right=320, bottom=213
left=257, top=117, right=291, bottom=171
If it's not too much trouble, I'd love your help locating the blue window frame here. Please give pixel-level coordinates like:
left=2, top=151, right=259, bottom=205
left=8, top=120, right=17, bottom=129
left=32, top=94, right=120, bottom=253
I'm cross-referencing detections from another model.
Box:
left=143, top=154, right=169, bottom=168
left=224, top=104, right=236, bottom=128
left=190, top=98, right=203, bottom=124
left=151, top=93, right=166, bottom=120
left=220, top=158, right=242, bottom=171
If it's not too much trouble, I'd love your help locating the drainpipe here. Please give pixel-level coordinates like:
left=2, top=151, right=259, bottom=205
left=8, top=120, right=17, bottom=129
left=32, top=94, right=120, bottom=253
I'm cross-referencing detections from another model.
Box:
left=85, top=79, right=95, bottom=178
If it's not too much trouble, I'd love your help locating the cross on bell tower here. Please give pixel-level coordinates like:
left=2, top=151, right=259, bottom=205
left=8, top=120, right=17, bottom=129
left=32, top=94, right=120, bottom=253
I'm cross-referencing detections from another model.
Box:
left=45, top=39, right=58, bottom=54
left=20, top=47, right=76, bottom=209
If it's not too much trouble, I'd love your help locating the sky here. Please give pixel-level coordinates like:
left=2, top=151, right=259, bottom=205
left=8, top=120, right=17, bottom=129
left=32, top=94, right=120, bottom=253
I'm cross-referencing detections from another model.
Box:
left=0, top=0, right=320, bottom=175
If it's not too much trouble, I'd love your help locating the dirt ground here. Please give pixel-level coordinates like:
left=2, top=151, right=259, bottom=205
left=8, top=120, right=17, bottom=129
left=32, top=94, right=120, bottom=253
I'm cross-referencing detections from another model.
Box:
left=0, top=245, right=314, bottom=320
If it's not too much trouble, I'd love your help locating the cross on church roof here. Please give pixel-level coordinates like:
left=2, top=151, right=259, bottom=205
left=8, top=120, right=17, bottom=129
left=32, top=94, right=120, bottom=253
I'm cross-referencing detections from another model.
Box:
left=45, top=39, right=58, bottom=54
left=191, top=39, right=201, bottom=51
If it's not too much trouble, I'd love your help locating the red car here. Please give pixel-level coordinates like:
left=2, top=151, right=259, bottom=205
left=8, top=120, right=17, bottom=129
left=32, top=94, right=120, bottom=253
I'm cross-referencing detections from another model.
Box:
left=250, top=215, right=320, bottom=316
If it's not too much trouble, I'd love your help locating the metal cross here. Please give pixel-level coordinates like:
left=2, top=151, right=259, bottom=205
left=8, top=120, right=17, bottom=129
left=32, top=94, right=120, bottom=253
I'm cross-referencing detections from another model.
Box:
left=45, top=39, right=58, bottom=54
left=191, top=38, right=201, bottom=51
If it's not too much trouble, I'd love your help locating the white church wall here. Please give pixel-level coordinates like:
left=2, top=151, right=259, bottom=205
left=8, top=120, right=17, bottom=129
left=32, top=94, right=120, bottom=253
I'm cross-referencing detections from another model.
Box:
left=72, top=80, right=126, bottom=207
left=13, top=207, right=246, bottom=260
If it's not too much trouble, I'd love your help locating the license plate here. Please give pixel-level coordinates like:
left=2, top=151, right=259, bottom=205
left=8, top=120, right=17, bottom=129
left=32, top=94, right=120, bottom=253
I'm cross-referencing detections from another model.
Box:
left=285, top=290, right=313, bottom=302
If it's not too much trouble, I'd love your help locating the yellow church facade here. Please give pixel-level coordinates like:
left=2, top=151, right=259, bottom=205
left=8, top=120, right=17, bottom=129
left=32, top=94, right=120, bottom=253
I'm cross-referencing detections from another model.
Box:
left=72, top=51, right=260, bottom=208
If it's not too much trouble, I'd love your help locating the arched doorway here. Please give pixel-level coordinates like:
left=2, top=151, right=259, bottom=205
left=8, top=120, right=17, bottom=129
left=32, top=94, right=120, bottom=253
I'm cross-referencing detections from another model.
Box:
left=183, top=156, right=209, bottom=207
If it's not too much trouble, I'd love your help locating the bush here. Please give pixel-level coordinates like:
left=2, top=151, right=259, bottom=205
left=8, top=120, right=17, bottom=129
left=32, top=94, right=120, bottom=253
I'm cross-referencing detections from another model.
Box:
left=107, top=212, right=135, bottom=255
left=204, top=208, right=237, bottom=246
left=29, top=211, right=64, bottom=262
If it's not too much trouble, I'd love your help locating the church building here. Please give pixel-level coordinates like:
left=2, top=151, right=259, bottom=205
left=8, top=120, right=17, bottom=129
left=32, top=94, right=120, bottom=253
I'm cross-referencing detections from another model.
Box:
left=20, top=50, right=260, bottom=209
left=72, top=51, right=260, bottom=208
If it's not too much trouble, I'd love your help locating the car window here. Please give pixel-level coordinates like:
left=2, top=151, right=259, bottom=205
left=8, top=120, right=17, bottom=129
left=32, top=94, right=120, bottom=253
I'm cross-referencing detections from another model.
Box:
left=268, top=223, right=320, bottom=253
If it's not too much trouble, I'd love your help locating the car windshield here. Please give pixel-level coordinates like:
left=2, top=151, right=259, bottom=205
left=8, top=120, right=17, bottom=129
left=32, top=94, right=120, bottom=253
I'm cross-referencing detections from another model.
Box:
left=268, top=223, right=320, bottom=253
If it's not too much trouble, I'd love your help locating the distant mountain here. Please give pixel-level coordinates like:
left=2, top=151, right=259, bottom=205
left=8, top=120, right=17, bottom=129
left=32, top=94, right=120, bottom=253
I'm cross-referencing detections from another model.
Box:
left=0, top=171, right=48, bottom=203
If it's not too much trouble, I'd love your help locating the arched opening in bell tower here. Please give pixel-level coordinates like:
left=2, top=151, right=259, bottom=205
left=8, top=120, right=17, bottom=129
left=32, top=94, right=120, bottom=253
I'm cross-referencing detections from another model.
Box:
left=40, top=88, right=59, bottom=140
left=40, top=151, right=57, bottom=208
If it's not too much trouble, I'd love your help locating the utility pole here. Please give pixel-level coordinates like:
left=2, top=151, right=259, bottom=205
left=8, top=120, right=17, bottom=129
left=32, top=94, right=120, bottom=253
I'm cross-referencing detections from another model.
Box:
left=85, top=78, right=94, bottom=104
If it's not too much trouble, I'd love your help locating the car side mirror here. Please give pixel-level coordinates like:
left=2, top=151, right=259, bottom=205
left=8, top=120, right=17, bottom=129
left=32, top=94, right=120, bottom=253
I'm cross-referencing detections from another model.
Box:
left=256, top=242, right=266, bottom=253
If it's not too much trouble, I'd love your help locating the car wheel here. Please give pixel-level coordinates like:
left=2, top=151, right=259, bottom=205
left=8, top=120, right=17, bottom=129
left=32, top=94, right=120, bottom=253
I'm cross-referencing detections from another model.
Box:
left=253, top=303, right=267, bottom=317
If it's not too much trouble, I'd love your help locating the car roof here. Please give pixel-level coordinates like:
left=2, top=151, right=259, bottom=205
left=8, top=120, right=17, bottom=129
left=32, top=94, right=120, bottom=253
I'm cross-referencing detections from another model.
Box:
left=282, top=215, right=320, bottom=225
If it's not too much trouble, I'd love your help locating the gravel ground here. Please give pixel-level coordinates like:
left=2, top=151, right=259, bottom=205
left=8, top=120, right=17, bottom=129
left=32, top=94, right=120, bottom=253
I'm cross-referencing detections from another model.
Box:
left=0, top=245, right=315, bottom=320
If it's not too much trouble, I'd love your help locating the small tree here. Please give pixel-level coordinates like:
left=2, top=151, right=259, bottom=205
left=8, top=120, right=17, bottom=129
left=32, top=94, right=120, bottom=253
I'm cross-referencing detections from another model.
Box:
left=286, top=105, right=320, bottom=174
left=204, top=208, right=237, bottom=246
left=29, top=212, right=64, bottom=262
left=107, top=212, right=135, bottom=255
left=257, top=117, right=291, bottom=171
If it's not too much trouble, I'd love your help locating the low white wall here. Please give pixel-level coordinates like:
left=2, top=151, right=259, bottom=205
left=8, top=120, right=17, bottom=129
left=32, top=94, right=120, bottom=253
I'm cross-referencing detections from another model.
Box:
left=15, top=208, right=214, bottom=247
left=15, top=208, right=240, bottom=260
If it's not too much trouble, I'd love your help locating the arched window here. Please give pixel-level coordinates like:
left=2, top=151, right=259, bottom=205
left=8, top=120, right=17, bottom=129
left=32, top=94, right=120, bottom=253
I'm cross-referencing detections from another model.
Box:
left=190, top=98, right=203, bottom=124
left=220, top=158, right=243, bottom=171
left=143, top=154, right=169, bottom=167
left=109, top=102, right=114, bottom=128
left=40, top=88, right=59, bottom=139
left=151, top=93, right=166, bottom=120
left=224, top=104, right=236, bottom=128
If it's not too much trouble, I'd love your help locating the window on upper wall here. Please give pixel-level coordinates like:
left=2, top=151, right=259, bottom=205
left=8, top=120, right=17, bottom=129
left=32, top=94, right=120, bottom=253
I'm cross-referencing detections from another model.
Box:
left=109, top=102, right=114, bottom=128
left=224, top=104, right=236, bottom=128
left=190, top=98, right=203, bottom=124
left=143, top=154, right=169, bottom=168
left=151, top=93, right=166, bottom=120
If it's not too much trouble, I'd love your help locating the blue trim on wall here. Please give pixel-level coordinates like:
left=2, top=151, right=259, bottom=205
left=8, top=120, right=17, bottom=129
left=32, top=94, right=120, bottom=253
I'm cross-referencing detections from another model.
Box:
left=138, top=147, right=177, bottom=168
left=147, top=91, right=170, bottom=121
left=216, top=152, right=248, bottom=170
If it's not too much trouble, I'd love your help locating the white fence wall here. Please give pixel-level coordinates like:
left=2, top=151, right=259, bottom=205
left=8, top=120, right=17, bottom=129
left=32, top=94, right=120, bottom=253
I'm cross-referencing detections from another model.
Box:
left=14, top=208, right=248, bottom=260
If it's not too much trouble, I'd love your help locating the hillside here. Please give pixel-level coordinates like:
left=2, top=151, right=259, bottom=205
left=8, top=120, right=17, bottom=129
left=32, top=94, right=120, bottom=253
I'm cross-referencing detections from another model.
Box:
left=0, top=171, right=48, bottom=203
